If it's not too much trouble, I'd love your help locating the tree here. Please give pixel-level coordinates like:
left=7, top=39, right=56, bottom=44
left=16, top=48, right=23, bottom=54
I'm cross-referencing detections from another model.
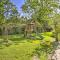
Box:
left=0, top=0, right=19, bottom=41
left=52, top=14, right=60, bottom=41
left=22, top=0, right=60, bottom=40
left=0, top=0, right=19, bottom=35
left=22, top=0, right=59, bottom=32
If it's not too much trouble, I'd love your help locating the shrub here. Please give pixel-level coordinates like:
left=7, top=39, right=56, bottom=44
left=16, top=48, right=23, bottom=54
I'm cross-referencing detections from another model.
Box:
left=31, top=33, right=44, bottom=40
left=41, top=32, right=54, bottom=37
left=45, top=32, right=52, bottom=36
left=42, top=37, right=52, bottom=46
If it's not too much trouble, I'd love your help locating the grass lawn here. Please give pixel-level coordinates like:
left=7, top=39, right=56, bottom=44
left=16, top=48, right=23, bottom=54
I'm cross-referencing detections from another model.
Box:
left=0, top=32, right=55, bottom=60
left=0, top=39, right=40, bottom=60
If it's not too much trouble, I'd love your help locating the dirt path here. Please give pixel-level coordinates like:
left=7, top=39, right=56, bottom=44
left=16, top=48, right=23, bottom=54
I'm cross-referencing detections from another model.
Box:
left=50, top=42, right=60, bottom=60
left=52, top=49, right=60, bottom=60
left=32, top=41, right=60, bottom=60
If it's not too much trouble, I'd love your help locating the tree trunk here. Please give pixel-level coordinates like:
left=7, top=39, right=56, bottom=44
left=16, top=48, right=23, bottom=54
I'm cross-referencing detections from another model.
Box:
left=2, top=24, right=8, bottom=41
left=54, top=22, right=58, bottom=42
left=55, top=32, right=58, bottom=42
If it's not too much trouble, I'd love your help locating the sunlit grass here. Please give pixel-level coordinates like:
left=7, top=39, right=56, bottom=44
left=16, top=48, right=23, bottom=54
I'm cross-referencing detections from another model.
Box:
left=32, top=40, right=41, bottom=44
left=0, top=32, right=55, bottom=60
left=0, top=40, right=40, bottom=60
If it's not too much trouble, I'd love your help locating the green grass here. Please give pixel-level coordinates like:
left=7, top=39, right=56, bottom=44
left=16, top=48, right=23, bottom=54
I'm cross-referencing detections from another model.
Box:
left=0, top=32, right=55, bottom=60
left=0, top=40, right=40, bottom=60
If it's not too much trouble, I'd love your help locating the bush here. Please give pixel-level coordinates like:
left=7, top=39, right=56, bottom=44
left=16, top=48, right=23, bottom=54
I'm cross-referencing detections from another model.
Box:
left=41, top=32, right=54, bottom=37
left=31, top=33, right=44, bottom=40
left=42, top=36, right=53, bottom=46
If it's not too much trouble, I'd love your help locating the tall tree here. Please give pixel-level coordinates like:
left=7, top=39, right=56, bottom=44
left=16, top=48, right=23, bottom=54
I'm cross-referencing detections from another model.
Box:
left=22, top=0, right=60, bottom=41
left=0, top=0, right=19, bottom=41
left=52, top=14, right=60, bottom=41
left=22, top=0, right=59, bottom=30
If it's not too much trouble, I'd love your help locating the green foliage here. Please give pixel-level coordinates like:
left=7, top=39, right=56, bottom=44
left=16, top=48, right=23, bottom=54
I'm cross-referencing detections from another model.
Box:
left=0, top=0, right=60, bottom=60
left=39, top=52, right=47, bottom=60
left=31, top=33, right=44, bottom=40
left=33, top=34, right=56, bottom=60
left=0, top=34, right=56, bottom=60
left=42, top=32, right=54, bottom=37
left=22, top=0, right=60, bottom=34
left=0, top=40, right=39, bottom=60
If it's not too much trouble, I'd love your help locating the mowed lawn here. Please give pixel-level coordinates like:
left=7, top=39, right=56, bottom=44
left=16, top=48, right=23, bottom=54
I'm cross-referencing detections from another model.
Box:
left=0, top=40, right=40, bottom=60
